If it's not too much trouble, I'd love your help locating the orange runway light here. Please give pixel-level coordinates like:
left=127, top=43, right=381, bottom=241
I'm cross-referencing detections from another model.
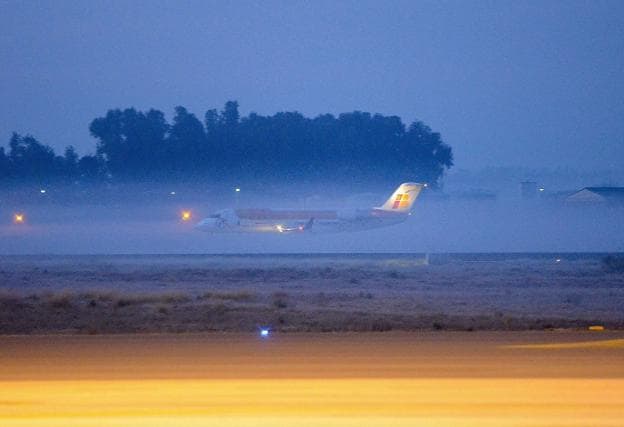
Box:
left=588, top=325, right=605, bottom=331
left=13, top=213, right=25, bottom=224
left=181, top=211, right=192, bottom=221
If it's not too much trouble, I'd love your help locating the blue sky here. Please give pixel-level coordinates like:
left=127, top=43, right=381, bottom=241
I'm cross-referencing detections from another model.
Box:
left=1, top=0, right=623, bottom=170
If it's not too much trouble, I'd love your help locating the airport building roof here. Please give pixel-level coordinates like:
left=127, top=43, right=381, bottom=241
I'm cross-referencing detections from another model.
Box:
left=566, top=187, right=624, bottom=203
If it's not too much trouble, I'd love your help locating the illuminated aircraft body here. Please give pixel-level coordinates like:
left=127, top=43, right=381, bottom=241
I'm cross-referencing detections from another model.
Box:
left=195, top=182, right=423, bottom=234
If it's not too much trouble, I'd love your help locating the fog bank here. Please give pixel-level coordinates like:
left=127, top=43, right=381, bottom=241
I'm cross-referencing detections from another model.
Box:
left=1, top=184, right=622, bottom=254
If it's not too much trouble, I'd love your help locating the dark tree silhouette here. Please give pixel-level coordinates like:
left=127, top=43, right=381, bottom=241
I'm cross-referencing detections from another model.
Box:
left=2, top=101, right=453, bottom=186
left=204, top=109, right=219, bottom=138
left=0, top=147, right=8, bottom=179
left=77, top=155, right=105, bottom=180
left=89, top=108, right=168, bottom=179
left=167, top=106, right=207, bottom=176
left=8, top=133, right=58, bottom=180
left=221, top=101, right=240, bottom=129
left=63, top=146, right=79, bottom=178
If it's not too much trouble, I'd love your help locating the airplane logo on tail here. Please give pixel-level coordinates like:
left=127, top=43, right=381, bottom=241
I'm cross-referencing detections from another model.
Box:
left=378, top=183, right=423, bottom=213
left=392, top=194, right=410, bottom=209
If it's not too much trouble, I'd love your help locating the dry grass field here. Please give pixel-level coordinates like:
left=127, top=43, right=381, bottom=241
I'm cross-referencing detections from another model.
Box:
left=0, top=254, right=622, bottom=334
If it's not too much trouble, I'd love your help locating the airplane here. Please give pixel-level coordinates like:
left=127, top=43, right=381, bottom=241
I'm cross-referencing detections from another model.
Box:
left=195, top=182, right=424, bottom=234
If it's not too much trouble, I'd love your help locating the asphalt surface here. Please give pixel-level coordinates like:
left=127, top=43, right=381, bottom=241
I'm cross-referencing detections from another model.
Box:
left=1, top=331, right=623, bottom=426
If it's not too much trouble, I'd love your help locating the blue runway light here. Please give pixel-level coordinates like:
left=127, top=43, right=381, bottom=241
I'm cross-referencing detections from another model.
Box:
left=260, top=328, right=270, bottom=338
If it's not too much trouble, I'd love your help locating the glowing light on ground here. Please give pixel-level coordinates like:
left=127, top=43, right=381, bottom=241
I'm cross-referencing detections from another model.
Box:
left=181, top=211, right=192, bottom=221
left=13, top=213, right=25, bottom=224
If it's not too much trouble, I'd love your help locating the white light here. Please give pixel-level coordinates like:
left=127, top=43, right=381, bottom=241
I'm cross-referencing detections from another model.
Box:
left=539, top=188, right=545, bottom=192
left=40, top=189, right=46, bottom=194
left=423, top=183, right=428, bottom=188
left=235, top=188, right=241, bottom=192
left=170, top=191, right=176, bottom=195
left=260, top=328, right=269, bottom=337
left=556, top=259, right=561, bottom=263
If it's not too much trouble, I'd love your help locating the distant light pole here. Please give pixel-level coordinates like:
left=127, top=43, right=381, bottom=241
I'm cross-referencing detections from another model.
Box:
left=235, top=187, right=241, bottom=208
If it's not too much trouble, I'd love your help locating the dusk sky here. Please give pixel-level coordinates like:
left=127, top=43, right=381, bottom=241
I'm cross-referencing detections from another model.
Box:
left=1, top=0, right=623, bottom=171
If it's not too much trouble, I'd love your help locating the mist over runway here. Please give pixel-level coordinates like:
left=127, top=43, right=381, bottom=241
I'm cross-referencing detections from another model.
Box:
left=1, top=185, right=623, bottom=254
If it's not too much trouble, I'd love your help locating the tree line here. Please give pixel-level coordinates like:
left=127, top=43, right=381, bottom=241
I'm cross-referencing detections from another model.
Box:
left=0, top=101, right=453, bottom=186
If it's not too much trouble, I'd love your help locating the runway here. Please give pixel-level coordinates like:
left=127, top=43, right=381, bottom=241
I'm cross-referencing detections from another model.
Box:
left=1, top=332, right=623, bottom=426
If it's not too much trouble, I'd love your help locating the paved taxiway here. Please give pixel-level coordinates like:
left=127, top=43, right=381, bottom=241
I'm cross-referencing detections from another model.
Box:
left=1, top=332, right=623, bottom=426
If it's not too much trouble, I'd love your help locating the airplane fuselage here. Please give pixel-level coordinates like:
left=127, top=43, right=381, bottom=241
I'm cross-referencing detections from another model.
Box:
left=195, top=208, right=408, bottom=233
left=195, top=183, right=423, bottom=234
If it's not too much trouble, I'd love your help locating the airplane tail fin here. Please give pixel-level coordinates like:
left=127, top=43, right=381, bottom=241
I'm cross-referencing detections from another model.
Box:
left=376, top=182, right=424, bottom=213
